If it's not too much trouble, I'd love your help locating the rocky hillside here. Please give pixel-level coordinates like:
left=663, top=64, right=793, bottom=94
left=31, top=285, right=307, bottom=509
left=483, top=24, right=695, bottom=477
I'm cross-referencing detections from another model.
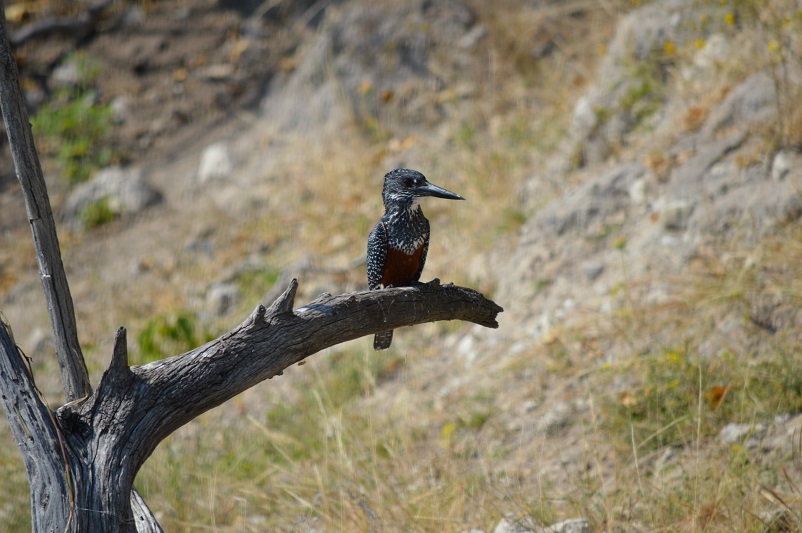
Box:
left=2, top=0, right=802, bottom=531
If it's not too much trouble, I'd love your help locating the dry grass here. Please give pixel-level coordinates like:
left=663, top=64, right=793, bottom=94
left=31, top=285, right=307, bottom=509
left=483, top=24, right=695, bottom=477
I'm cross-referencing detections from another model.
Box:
left=543, top=222, right=802, bottom=532
left=130, top=214, right=802, bottom=531
left=136, top=345, right=510, bottom=532
left=133, top=212, right=802, bottom=530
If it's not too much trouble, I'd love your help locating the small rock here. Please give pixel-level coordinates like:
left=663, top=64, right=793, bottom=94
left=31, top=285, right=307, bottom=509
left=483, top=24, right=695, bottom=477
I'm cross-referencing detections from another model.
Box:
left=51, top=60, right=81, bottom=89
left=198, top=64, right=235, bottom=81
left=702, top=73, right=776, bottom=136
left=718, top=422, right=766, bottom=444
left=581, top=261, right=604, bottom=281
left=130, top=258, right=151, bottom=275
left=197, top=142, right=233, bottom=182
left=110, top=95, right=132, bottom=124
left=668, top=132, right=746, bottom=193
left=535, top=401, right=571, bottom=435
left=540, top=518, right=590, bottom=533
left=571, top=96, right=595, bottom=138
left=458, top=25, right=487, bottom=49
left=121, top=5, right=146, bottom=27
left=646, top=285, right=670, bottom=305
left=185, top=240, right=213, bottom=256
left=760, top=508, right=797, bottom=532
left=771, top=150, right=791, bottom=181
left=457, top=334, right=478, bottom=365
left=206, top=282, right=241, bottom=317
left=494, top=517, right=534, bottom=533
left=688, top=33, right=730, bottom=73
left=629, top=178, right=646, bottom=205
left=774, top=413, right=791, bottom=425
left=492, top=517, right=590, bottom=533
left=63, top=167, right=161, bottom=227
left=24, top=83, right=46, bottom=109
left=659, top=200, right=694, bottom=231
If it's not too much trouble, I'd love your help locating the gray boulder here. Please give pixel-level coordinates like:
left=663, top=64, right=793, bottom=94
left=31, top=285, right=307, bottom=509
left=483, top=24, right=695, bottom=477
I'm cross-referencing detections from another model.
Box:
left=63, top=166, right=160, bottom=228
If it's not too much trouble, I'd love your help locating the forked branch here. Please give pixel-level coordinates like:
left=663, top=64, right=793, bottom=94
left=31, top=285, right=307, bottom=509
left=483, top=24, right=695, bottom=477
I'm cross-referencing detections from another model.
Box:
left=66, top=278, right=503, bottom=470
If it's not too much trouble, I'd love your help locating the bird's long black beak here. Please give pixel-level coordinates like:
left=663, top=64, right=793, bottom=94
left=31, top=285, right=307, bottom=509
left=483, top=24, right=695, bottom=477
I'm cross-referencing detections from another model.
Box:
left=414, top=181, right=465, bottom=201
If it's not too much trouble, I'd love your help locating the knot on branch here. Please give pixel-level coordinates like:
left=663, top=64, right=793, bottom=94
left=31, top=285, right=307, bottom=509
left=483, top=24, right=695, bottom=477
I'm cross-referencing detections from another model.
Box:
left=93, top=327, right=133, bottom=403
left=109, top=327, right=130, bottom=375
left=263, top=278, right=298, bottom=319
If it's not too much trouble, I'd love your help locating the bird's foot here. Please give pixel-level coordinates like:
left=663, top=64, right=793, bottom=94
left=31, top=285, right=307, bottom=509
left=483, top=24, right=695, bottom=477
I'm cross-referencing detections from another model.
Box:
left=410, top=278, right=439, bottom=288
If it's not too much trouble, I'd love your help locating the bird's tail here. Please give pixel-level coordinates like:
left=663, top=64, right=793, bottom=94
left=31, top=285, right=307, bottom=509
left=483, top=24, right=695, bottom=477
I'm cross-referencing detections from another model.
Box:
left=373, top=330, right=393, bottom=350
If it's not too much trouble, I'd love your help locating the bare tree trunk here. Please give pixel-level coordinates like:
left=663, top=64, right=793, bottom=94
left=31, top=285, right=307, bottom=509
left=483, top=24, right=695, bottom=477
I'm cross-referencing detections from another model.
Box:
left=0, top=324, right=73, bottom=530
left=0, top=325, right=164, bottom=531
left=0, top=8, right=503, bottom=532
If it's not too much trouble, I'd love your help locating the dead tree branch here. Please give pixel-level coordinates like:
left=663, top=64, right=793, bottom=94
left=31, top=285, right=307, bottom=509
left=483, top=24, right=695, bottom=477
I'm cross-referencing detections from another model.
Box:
left=0, top=7, right=90, bottom=402
left=65, top=278, right=502, bottom=464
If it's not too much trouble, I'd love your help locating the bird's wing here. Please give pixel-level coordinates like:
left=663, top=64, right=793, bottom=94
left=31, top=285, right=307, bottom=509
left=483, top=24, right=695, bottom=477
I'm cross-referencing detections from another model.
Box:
left=413, top=219, right=430, bottom=282
left=367, top=220, right=388, bottom=290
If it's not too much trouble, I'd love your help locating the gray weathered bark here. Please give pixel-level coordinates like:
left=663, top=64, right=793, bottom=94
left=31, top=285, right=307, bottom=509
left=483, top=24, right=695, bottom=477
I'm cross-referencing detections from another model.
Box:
left=0, top=7, right=503, bottom=532
left=0, top=1, right=91, bottom=402
left=0, top=323, right=73, bottom=530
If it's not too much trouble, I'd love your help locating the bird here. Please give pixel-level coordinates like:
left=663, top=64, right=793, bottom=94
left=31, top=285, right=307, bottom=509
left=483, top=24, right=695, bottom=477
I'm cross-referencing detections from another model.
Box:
left=367, top=168, right=464, bottom=350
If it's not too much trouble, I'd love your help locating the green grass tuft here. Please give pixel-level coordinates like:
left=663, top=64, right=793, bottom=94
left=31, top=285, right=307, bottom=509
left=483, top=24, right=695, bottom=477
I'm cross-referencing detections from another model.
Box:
left=31, top=52, right=114, bottom=184
left=77, top=196, right=117, bottom=229
left=135, top=311, right=217, bottom=365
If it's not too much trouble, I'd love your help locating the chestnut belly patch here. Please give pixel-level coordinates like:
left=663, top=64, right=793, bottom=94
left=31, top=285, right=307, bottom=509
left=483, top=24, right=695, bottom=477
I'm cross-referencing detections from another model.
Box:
left=380, top=245, right=424, bottom=287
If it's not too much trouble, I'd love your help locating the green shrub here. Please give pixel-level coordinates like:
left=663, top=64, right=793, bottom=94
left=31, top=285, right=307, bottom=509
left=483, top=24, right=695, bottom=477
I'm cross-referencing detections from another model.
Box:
left=135, top=311, right=216, bottom=364
left=31, top=53, right=114, bottom=184
left=77, top=196, right=117, bottom=229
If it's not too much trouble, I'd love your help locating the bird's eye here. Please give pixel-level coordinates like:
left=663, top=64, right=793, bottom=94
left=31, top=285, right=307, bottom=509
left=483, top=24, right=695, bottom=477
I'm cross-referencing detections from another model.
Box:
left=404, top=178, right=415, bottom=188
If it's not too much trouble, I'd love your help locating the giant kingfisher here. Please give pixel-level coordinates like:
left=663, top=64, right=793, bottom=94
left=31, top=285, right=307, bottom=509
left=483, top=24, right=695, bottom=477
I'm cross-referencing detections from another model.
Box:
left=367, top=168, right=464, bottom=350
